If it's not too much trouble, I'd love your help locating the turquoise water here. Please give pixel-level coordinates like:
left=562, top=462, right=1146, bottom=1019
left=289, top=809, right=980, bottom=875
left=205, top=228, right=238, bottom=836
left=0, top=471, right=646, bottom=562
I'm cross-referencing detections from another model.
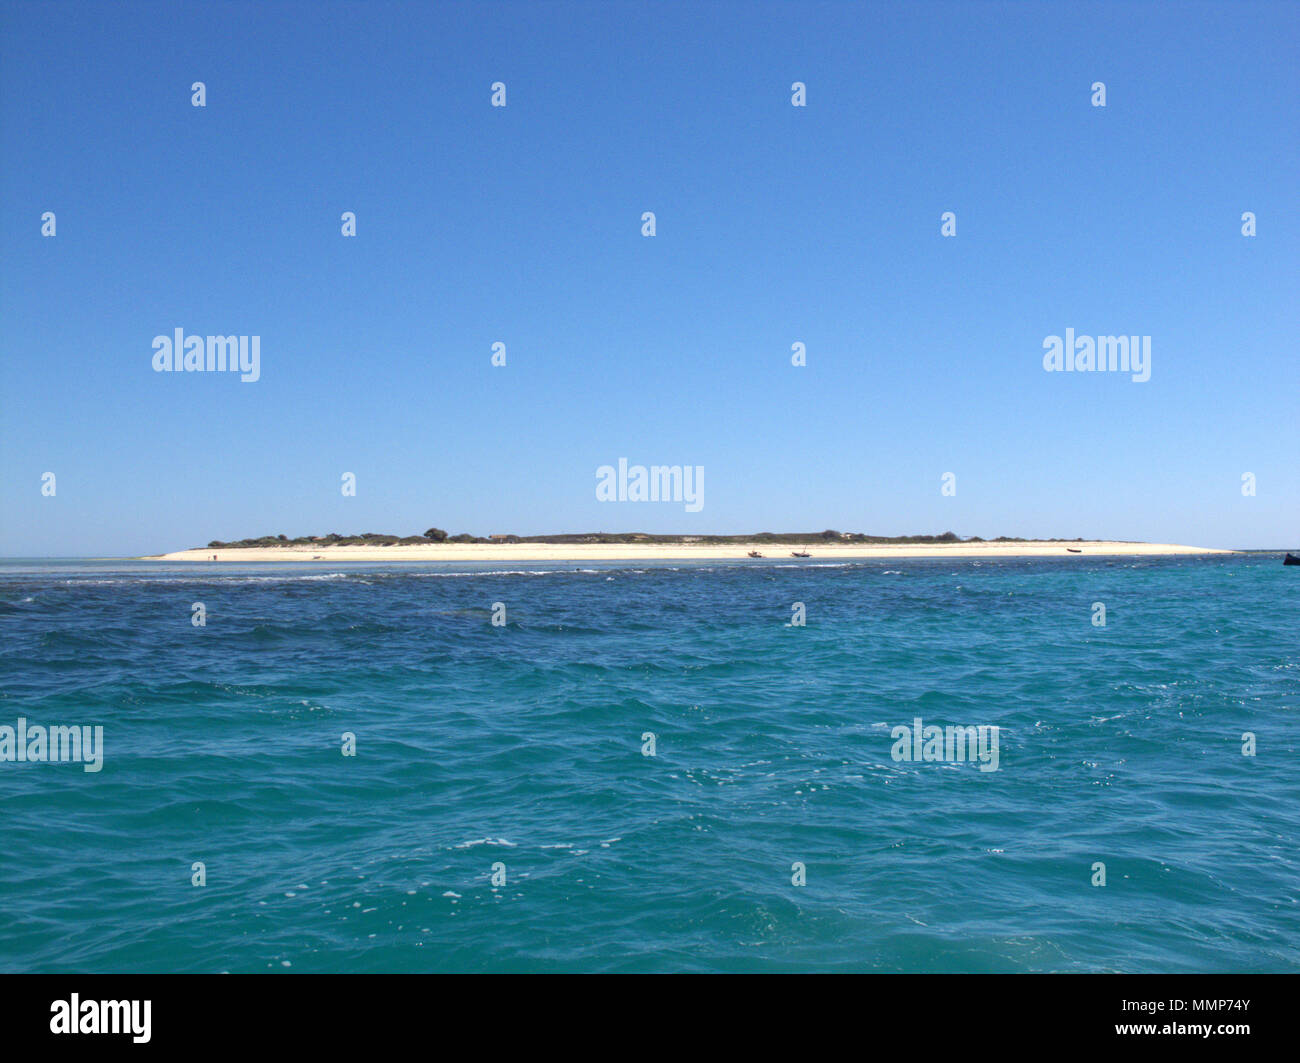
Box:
left=1, top=554, right=1296, bottom=972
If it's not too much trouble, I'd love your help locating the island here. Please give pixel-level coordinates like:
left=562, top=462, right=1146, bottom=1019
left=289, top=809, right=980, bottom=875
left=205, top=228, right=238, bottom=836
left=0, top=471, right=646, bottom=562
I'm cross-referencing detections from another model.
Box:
left=142, top=530, right=1233, bottom=562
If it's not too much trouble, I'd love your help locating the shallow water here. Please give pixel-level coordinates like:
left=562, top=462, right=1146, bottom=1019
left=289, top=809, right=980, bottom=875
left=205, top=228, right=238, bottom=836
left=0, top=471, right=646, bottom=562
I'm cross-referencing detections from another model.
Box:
left=0, top=554, right=1296, bottom=971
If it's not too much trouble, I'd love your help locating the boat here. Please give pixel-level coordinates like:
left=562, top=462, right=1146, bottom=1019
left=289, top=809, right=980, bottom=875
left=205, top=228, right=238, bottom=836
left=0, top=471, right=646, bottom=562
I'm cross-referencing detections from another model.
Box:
left=791, top=551, right=810, bottom=558
left=747, top=550, right=763, bottom=558
left=1066, top=547, right=1082, bottom=553
left=1285, top=553, right=1300, bottom=566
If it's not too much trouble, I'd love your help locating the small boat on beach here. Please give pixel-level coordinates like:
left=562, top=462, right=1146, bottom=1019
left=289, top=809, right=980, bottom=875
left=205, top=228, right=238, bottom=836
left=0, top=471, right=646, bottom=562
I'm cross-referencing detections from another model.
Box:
left=791, top=551, right=810, bottom=558
left=1066, top=548, right=1082, bottom=553
left=747, top=550, right=763, bottom=558
left=1285, top=553, right=1300, bottom=566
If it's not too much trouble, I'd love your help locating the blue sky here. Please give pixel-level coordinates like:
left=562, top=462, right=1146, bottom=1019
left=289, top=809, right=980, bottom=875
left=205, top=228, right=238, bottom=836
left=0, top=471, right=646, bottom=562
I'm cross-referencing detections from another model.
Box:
left=1, top=0, right=1296, bottom=555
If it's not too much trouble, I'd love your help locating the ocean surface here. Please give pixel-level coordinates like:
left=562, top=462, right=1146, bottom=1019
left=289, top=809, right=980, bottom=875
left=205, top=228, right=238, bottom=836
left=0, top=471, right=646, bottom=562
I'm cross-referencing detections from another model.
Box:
left=0, top=554, right=1296, bottom=973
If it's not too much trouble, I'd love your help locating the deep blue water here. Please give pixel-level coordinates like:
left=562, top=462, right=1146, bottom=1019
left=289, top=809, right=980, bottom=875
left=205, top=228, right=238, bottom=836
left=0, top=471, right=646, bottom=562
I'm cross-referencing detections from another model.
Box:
left=0, top=554, right=1296, bottom=972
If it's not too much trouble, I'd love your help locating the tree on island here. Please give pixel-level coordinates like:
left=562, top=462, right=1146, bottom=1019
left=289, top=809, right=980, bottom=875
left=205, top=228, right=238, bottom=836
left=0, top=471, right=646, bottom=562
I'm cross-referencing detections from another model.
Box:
left=424, top=528, right=448, bottom=541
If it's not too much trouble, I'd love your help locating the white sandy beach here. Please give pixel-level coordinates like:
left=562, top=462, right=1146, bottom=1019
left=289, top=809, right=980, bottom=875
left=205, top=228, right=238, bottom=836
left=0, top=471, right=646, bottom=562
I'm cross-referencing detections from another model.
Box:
left=145, top=540, right=1233, bottom=563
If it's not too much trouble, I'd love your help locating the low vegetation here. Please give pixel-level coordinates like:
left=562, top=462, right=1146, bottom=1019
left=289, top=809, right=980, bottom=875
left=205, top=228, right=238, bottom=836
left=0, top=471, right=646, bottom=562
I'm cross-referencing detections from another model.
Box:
left=202, top=529, right=1087, bottom=549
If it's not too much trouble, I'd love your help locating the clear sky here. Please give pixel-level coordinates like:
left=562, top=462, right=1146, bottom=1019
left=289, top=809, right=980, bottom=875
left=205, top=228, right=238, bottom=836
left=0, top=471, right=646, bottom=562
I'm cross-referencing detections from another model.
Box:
left=1, top=0, right=1296, bottom=555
